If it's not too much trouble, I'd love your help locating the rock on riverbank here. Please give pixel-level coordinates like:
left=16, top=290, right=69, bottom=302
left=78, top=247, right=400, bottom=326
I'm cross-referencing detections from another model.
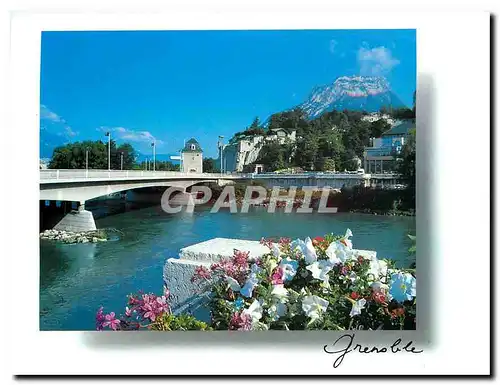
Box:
left=40, top=229, right=109, bottom=244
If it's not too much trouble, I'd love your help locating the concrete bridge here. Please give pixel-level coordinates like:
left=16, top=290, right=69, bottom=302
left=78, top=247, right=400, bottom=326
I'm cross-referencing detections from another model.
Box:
left=39, top=169, right=248, bottom=232
left=39, top=169, right=402, bottom=232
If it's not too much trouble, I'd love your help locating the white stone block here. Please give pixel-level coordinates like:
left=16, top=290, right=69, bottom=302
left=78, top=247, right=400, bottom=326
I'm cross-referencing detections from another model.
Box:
left=179, top=237, right=270, bottom=263
left=164, top=238, right=271, bottom=320
left=163, top=237, right=377, bottom=323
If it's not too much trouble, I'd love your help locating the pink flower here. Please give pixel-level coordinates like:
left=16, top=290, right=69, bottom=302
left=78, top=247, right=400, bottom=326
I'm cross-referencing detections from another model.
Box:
left=271, top=267, right=284, bottom=285
left=191, top=265, right=212, bottom=282
left=102, top=312, right=121, bottom=330
left=139, top=293, right=170, bottom=322
left=233, top=250, right=250, bottom=268
left=143, top=304, right=156, bottom=322
left=260, top=237, right=275, bottom=249
left=278, top=237, right=291, bottom=246
left=229, top=311, right=253, bottom=331
left=95, top=306, right=105, bottom=331
left=125, top=306, right=132, bottom=317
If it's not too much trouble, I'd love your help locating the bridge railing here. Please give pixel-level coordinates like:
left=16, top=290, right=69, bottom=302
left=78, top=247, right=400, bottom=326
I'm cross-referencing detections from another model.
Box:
left=40, top=169, right=251, bottom=181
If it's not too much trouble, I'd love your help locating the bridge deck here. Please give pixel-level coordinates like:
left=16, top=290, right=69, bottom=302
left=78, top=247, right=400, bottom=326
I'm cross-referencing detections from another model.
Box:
left=40, top=170, right=248, bottom=184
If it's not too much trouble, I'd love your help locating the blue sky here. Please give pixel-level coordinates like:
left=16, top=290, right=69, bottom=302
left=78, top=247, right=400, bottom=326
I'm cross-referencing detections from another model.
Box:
left=40, top=29, right=416, bottom=158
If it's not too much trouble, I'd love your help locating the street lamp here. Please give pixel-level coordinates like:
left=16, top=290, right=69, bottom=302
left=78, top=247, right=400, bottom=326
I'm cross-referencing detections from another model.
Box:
left=104, top=131, right=111, bottom=170
left=218, top=135, right=224, bottom=174
left=151, top=141, right=156, bottom=172
left=120, top=152, right=124, bottom=170
left=85, top=147, right=90, bottom=169
left=85, top=147, right=90, bottom=176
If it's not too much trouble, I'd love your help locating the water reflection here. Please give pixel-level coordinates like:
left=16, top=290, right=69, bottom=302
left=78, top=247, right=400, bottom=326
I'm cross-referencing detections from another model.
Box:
left=40, top=204, right=415, bottom=330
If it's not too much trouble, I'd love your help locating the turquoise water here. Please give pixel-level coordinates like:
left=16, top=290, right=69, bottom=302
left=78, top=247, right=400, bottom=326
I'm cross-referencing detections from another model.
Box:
left=39, top=205, right=415, bottom=330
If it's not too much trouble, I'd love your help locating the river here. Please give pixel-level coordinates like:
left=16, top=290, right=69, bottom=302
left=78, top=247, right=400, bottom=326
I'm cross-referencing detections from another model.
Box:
left=39, top=201, right=416, bottom=330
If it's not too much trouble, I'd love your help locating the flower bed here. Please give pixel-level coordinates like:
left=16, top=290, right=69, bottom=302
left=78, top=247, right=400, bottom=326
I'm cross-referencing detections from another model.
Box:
left=96, top=229, right=416, bottom=331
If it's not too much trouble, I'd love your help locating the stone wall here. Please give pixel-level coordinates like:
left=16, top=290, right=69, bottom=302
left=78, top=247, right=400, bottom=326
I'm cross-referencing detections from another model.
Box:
left=163, top=238, right=270, bottom=321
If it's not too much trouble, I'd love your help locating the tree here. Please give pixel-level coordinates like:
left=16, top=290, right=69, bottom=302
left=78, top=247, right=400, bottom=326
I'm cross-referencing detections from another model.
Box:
left=370, top=119, right=391, bottom=138
left=48, top=140, right=138, bottom=170
left=397, top=128, right=416, bottom=208
left=294, top=135, right=319, bottom=171
left=115, top=143, right=136, bottom=170
left=319, top=157, right=335, bottom=171
left=256, top=140, right=288, bottom=171
left=203, top=157, right=217, bottom=173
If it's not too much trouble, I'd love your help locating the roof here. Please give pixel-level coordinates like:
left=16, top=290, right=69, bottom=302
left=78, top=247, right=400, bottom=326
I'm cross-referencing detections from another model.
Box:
left=269, top=127, right=295, bottom=133
left=381, top=120, right=415, bottom=136
left=181, top=138, right=203, bottom=153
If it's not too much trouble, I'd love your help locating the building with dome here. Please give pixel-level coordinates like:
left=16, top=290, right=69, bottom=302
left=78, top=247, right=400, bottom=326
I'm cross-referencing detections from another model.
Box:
left=181, top=138, right=203, bottom=173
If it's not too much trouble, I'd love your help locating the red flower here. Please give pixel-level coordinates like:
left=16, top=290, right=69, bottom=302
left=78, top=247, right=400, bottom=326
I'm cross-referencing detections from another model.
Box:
left=312, top=236, right=325, bottom=246
left=372, top=291, right=386, bottom=304
left=391, top=308, right=405, bottom=319
left=350, top=292, right=360, bottom=300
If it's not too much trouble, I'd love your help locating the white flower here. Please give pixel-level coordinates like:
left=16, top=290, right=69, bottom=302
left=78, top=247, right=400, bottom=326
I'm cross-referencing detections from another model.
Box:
left=389, top=272, right=416, bottom=302
left=271, top=284, right=289, bottom=302
left=350, top=298, right=366, bottom=317
left=226, top=276, right=241, bottom=292
left=368, top=258, right=388, bottom=281
left=325, top=242, right=342, bottom=265
left=326, top=240, right=355, bottom=265
left=250, top=263, right=262, bottom=275
left=271, top=243, right=281, bottom=259
left=371, top=281, right=389, bottom=292
left=306, top=260, right=333, bottom=287
left=303, top=237, right=318, bottom=264
left=302, top=295, right=329, bottom=323
left=279, top=258, right=298, bottom=281
left=268, top=302, right=287, bottom=321
left=242, top=299, right=263, bottom=323
left=240, top=273, right=259, bottom=298
left=348, top=272, right=358, bottom=283
left=342, top=228, right=353, bottom=249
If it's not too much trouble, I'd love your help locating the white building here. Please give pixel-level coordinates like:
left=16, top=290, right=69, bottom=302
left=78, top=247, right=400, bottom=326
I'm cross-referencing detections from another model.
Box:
left=181, top=138, right=203, bottom=173
left=222, top=128, right=297, bottom=172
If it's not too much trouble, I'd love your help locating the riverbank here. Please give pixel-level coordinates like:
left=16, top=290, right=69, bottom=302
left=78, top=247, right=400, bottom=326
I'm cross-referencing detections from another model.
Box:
left=40, top=228, right=112, bottom=244
left=348, top=208, right=416, bottom=217
left=204, top=183, right=415, bottom=216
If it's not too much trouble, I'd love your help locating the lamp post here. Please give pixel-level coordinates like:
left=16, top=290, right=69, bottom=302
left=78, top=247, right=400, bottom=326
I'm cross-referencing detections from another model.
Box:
left=151, top=141, right=156, bottom=172
left=85, top=147, right=90, bottom=177
left=105, top=131, right=111, bottom=170
left=120, top=152, right=124, bottom=170
left=218, top=135, right=224, bottom=175
left=146, top=158, right=149, bottom=171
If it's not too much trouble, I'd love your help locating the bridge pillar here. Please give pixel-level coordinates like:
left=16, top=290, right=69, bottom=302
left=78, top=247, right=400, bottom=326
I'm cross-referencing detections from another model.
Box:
left=53, top=200, right=96, bottom=233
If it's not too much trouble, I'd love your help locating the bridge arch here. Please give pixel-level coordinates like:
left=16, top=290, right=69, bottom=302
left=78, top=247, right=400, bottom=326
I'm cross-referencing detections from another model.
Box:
left=39, top=179, right=218, bottom=204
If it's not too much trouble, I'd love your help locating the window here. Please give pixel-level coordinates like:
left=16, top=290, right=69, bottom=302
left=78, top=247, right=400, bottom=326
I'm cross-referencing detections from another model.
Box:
left=190, top=144, right=196, bottom=150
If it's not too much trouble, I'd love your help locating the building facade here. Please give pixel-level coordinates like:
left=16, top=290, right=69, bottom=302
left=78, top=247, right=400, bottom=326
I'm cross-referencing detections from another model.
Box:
left=222, top=128, right=297, bottom=172
left=181, top=138, right=203, bottom=173
left=363, top=120, right=414, bottom=174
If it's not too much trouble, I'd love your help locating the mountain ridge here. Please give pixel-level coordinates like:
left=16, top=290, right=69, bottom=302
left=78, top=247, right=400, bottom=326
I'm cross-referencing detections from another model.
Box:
left=297, top=75, right=407, bottom=119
